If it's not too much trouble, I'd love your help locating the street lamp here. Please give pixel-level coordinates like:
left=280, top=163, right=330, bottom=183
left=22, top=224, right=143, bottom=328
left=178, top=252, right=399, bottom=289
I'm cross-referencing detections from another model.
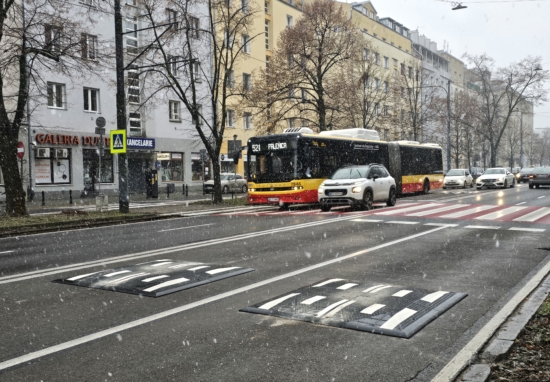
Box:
left=233, top=134, right=237, bottom=191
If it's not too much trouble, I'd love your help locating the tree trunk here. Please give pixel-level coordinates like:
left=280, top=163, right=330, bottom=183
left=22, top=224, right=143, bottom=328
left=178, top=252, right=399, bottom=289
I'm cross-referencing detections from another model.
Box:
left=0, top=133, right=27, bottom=216
left=211, top=158, right=223, bottom=203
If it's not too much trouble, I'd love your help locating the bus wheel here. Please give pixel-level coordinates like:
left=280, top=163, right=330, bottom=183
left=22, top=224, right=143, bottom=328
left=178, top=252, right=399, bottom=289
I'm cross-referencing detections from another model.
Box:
left=363, top=190, right=373, bottom=210
left=387, top=188, right=397, bottom=207
left=422, top=180, right=430, bottom=194
left=320, top=204, right=331, bottom=212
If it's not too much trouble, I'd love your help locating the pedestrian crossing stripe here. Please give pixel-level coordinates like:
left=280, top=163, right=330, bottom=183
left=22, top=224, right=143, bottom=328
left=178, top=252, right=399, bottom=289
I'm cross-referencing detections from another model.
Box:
left=110, top=129, right=127, bottom=154
left=217, top=203, right=550, bottom=224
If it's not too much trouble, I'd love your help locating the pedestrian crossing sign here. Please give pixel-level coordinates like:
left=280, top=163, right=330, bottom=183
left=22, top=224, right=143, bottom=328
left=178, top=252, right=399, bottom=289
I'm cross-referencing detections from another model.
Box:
left=110, top=129, right=127, bottom=154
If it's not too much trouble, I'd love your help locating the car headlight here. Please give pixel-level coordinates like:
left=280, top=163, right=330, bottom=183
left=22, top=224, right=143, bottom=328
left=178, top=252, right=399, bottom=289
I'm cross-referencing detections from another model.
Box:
left=498, top=177, right=504, bottom=182
left=318, top=189, right=323, bottom=194
left=351, top=186, right=362, bottom=193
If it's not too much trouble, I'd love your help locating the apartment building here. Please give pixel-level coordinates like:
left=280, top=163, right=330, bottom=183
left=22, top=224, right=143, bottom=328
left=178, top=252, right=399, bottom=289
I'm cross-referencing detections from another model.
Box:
left=14, top=0, right=209, bottom=199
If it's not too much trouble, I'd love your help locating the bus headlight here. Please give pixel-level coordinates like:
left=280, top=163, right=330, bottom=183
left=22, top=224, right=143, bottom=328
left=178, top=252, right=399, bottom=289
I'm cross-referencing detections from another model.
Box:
left=352, top=186, right=362, bottom=193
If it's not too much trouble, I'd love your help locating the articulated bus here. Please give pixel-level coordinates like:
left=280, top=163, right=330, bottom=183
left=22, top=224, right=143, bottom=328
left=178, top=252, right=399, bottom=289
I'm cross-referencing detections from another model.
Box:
left=246, top=128, right=443, bottom=207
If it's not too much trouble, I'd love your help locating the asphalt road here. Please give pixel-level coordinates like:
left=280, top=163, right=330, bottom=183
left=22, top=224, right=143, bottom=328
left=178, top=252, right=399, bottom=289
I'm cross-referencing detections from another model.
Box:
left=1, top=184, right=549, bottom=381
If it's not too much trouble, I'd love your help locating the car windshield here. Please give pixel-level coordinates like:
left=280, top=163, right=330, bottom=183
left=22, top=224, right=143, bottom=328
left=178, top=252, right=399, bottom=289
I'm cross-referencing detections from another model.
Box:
left=220, top=174, right=234, bottom=181
left=533, top=167, right=550, bottom=174
left=520, top=168, right=534, bottom=174
left=484, top=169, right=505, bottom=175
left=446, top=170, right=465, bottom=176
left=330, top=167, right=368, bottom=179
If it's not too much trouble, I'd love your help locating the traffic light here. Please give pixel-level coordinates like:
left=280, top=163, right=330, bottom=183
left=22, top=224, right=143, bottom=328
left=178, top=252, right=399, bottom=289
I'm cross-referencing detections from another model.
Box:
left=199, top=149, right=207, bottom=163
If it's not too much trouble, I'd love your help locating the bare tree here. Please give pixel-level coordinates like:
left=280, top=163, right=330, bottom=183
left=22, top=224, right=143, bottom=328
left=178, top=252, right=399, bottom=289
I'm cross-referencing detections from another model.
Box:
left=136, top=0, right=259, bottom=203
left=0, top=0, right=107, bottom=216
left=500, top=118, right=521, bottom=169
left=247, top=0, right=358, bottom=132
left=465, top=54, right=548, bottom=167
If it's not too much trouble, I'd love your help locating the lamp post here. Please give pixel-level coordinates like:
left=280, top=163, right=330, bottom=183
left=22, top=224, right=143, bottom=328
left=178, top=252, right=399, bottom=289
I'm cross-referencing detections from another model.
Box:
left=446, top=78, right=451, bottom=171
left=114, top=0, right=129, bottom=213
left=233, top=134, right=237, bottom=191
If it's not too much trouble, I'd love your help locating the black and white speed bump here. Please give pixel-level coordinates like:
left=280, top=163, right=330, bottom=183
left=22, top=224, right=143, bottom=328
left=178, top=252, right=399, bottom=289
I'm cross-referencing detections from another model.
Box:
left=53, top=260, right=254, bottom=297
left=240, top=278, right=467, bottom=338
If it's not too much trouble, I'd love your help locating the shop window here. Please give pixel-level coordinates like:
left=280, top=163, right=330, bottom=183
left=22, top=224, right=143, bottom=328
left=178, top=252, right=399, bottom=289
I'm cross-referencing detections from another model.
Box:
left=160, top=152, right=184, bottom=182
left=34, top=148, right=72, bottom=184
left=82, top=149, right=114, bottom=192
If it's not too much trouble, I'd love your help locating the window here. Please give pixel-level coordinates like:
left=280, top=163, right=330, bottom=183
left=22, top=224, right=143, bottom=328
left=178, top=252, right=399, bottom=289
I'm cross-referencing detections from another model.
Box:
left=167, top=55, right=179, bottom=76
left=394, top=68, right=397, bottom=78
left=226, top=110, right=236, bottom=127
left=243, top=112, right=252, bottom=129
left=401, top=87, right=405, bottom=98
left=288, top=85, right=295, bottom=100
left=287, top=15, right=293, bottom=27
left=401, top=63, right=405, bottom=75
left=80, top=0, right=95, bottom=6
left=265, top=20, right=270, bottom=50
left=193, top=61, right=201, bottom=82
left=241, top=0, right=249, bottom=13
left=243, top=73, right=251, bottom=91
left=287, top=118, right=295, bottom=128
left=160, top=153, right=184, bottom=182
left=301, top=88, right=307, bottom=102
left=47, top=82, right=65, bottom=109
left=265, top=0, right=269, bottom=13
left=35, top=148, right=72, bottom=184
left=81, top=34, right=97, bottom=59
left=83, top=88, right=99, bottom=112
left=374, top=78, right=380, bottom=90
left=266, top=56, right=270, bottom=77
left=224, top=31, right=234, bottom=48
left=384, top=56, right=389, bottom=68
left=192, top=105, right=203, bottom=125
left=393, top=58, right=398, bottom=67
left=364, top=76, right=370, bottom=88
left=241, top=34, right=250, bottom=53
left=44, top=25, right=63, bottom=53
left=363, top=48, right=370, bottom=61
left=129, top=112, right=142, bottom=135
left=375, top=103, right=380, bottom=115
left=408, top=66, right=413, bottom=78
left=83, top=149, right=113, bottom=191
left=375, top=53, right=380, bottom=65
left=383, top=105, right=389, bottom=116
left=169, top=101, right=181, bottom=121
left=127, top=65, right=140, bottom=104
left=384, top=81, right=389, bottom=93
left=166, top=8, right=178, bottom=29
left=226, top=70, right=234, bottom=88
left=125, top=19, right=138, bottom=54
left=187, top=16, right=200, bottom=38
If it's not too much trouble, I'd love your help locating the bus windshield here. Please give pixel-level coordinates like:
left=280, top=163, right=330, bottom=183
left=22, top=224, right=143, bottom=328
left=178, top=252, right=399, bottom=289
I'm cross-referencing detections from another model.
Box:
left=249, top=150, right=305, bottom=182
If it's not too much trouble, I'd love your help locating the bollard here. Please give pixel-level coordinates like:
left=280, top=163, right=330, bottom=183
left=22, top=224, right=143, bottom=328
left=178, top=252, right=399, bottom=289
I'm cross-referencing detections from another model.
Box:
left=185, top=184, right=188, bottom=197
left=41, top=190, right=45, bottom=206
left=69, top=189, right=73, bottom=204
left=167, top=185, right=170, bottom=199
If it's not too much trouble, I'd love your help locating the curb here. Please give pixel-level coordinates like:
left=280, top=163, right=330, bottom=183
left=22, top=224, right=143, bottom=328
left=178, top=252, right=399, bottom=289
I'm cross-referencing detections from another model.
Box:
left=457, top=275, right=550, bottom=381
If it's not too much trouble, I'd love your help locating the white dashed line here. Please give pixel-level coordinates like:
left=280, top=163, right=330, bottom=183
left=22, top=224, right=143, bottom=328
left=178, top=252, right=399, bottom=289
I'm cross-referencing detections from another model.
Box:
left=508, top=227, right=546, bottom=232
left=386, top=221, right=419, bottom=225
left=464, top=225, right=500, bottom=230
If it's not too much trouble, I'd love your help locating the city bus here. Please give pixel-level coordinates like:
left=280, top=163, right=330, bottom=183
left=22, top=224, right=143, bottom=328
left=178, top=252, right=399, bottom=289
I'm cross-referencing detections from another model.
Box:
left=246, top=128, right=443, bottom=207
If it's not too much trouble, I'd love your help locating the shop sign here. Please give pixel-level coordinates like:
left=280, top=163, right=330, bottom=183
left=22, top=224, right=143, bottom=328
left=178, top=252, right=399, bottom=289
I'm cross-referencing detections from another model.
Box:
left=171, top=153, right=182, bottom=159
left=36, top=134, right=109, bottom=147
left=127, top=138, right=155, bottom=149
left=157, top=153, right=170, bottom=161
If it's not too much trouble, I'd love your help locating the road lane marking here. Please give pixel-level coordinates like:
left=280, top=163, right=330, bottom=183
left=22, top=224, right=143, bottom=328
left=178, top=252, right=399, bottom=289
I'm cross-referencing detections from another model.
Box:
left=433, top=256, right=550, bottom=381
left=406, top=204, right=467, bottom=216
left=0, top=225, right=452, bottom=372
left=464, top=225, right=500, bottom=230
left=375, top=203, right=441, bottom=215
left=380, top=308, right=417, bottom=330
left=386, top=221, right=419, bottom=225
left=513, top=207, right=550, bottom=222
left=0, top=250, right=14, bottom=254
left=142, top=277, right=190, bottom=293
left=475, top=206, right=527, bottom=220
left=360, top=304, right=385, bottom=315
left=301, top=296, right=326, bottom=305
left=259, top=293, right=301, bottom=310
left=515, top=202, right=526, bottom=205
left=351, top=219, right=383, bottom=223
left=508, top=227, right=546, bottom=232
left=313, top=279, right=345, bottom=287
left=157, top=223, right=213, bottom=233
left=422, top=291, right=449, bottom=303
left=393, top=290, right=413, bottom=297
left=316, top=299, right=350, bottom=317
left=538, top=196, right=546, bottom=199
left=439, top=205, right=496, bottom=218
left=424, top=223, right=459, bottom=227
left=337, top=283, right=358, bottom=290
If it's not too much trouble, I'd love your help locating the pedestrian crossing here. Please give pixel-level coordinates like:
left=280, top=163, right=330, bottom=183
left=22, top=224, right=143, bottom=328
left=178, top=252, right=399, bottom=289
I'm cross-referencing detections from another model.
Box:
left=217, top=202, right=550, bottom=224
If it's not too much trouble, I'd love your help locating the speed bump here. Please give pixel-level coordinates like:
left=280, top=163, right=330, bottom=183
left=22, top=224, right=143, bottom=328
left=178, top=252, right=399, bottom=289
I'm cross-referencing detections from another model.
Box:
left=240, top=278, right=466, bottom=338
left=53, top=260, right=254, bottom=297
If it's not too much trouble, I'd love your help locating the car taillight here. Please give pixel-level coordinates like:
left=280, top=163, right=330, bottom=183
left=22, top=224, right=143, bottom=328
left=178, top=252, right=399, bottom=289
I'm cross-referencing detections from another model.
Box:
left=529, top=175, right=535, bottom=179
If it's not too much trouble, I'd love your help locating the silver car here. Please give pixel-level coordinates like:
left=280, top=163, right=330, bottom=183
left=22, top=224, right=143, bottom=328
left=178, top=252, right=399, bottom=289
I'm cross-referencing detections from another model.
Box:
left=0, top=185, right=5, bottom=203
left=476, top=168, right=516, bottom=189
left=443, top=169, right=474, bottom=189
left=203, top=173, right=248, bottom=194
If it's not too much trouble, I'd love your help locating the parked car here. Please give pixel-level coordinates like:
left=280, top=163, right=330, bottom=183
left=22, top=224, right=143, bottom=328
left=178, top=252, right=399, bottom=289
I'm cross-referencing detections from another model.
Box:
left=443, top=169, right=474, bottom=189
left=203, top=173, right=248, bottom=194
left=528, top=167, right=550, bottom=189
left=476, top=168, right=516, bottom=189
left=0, top=184, right=5, bottom=203
left=516, top=167, right=534, bottom=183
left=470, top=169, right=484, bottom=180
left=318, top=164, right=396, bottom=212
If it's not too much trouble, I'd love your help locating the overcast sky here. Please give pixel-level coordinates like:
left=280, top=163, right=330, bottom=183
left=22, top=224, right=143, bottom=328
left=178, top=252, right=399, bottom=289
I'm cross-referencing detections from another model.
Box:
left=361, top=0, right=550, bottom=132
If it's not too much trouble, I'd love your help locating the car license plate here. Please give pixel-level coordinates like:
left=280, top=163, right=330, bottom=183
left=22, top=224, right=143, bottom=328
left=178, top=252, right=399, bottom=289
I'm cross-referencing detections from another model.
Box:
left=329, top=192, right=343, bottom=196
left=268, top=197, right=279, bottom=202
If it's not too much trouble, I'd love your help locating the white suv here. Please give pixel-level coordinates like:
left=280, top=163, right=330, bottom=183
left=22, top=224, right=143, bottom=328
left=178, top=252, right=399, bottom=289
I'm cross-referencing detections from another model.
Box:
left=318, top=164, right=397, bottom=212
